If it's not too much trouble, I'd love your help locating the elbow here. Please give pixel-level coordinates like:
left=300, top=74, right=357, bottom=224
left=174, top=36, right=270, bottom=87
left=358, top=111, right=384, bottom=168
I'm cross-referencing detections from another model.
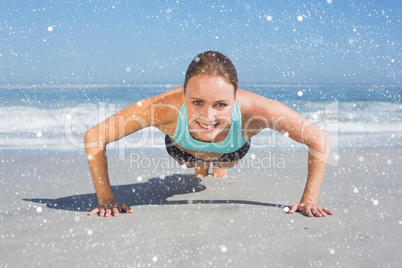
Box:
left=84, top=126, right=105, bottom=150
left=316, top=130, right=331, bottom=155
left=307, top=129, right=330, bottom=155
left=84, top=127, right=95, bottom=145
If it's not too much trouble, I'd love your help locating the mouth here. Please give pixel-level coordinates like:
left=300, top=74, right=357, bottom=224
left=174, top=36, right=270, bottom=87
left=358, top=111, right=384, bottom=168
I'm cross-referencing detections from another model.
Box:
left=197, top=122, right=219, bottom=131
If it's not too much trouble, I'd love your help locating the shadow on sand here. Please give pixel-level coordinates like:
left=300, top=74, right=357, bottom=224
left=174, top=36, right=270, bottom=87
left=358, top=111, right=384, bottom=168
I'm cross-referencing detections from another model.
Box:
left=23, top=174, right=287, bottom=212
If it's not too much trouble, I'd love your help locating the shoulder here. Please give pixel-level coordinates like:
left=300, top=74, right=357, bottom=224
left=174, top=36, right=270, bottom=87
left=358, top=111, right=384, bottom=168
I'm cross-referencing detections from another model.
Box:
left=147, top=86, right=184, bottom=125
left=136, top=86, right=183, bottom=110
left=236, top=88, right=303, bottom=137
left=150, top=86, right=183, bottom=105
left=236, top=88, right=283, bottom=118
left=138, top=86, right=183, bottom=108
left=113, top=86, right=183, bottom=126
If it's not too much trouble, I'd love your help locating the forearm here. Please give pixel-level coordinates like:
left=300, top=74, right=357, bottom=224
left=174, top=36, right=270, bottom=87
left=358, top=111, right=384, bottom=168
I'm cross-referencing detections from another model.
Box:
left=300, top=133, right=330, bottom=204
left=86, top=147, right=116, bottom=204
left=85, top=128, right=115, bottom=204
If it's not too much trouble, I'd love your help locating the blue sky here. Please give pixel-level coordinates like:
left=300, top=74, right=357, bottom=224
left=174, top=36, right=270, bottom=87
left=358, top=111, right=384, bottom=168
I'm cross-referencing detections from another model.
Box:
left=0, top=0, right=400, bottom=85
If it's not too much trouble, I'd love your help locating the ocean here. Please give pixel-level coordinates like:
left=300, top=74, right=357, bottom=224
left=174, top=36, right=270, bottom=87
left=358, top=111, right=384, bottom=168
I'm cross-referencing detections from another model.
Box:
left=1, top=84, right=401, bottom=156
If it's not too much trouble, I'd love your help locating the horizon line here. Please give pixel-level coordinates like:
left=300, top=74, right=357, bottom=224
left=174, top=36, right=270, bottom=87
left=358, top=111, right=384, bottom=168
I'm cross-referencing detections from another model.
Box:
left=0, top=82, right=400, bottom=89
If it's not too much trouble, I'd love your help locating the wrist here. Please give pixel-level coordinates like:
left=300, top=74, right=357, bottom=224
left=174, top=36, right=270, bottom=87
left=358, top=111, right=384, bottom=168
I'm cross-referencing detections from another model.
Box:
left=98, top=197, right=116, bottom=205
left=300, top=197, right=317, bottom=205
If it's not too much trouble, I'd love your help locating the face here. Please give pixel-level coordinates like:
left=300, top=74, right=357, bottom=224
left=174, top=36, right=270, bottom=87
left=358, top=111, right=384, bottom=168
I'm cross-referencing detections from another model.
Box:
left=183, top=75, right=236, bottom=142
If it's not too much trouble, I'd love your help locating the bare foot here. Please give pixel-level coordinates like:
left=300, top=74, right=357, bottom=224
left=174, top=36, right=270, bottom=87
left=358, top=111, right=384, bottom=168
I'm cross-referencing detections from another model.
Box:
left=194, top=162, right=210, bottom=177
left=212, top=165, right=228, bottom=178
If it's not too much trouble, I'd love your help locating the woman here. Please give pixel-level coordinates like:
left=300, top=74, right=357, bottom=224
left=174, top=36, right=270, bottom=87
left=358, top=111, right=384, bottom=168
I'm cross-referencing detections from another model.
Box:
left=85, top=51, right=334, bottom=218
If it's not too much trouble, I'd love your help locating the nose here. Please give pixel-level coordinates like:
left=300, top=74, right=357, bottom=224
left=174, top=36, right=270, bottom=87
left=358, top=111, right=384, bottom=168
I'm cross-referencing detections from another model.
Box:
left=201, top=106, right=216, bottom=124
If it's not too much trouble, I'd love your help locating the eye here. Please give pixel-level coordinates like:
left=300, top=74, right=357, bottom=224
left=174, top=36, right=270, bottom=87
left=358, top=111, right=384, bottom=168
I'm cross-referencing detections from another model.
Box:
left=216, top=103, right=227, bottom=108
left=192, top=100, right=202, bottom=106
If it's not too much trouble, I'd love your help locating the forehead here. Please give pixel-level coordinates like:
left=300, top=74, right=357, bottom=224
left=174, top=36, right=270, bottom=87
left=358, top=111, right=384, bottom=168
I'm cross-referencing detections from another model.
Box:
left=185, top=75, right=235, bottom=98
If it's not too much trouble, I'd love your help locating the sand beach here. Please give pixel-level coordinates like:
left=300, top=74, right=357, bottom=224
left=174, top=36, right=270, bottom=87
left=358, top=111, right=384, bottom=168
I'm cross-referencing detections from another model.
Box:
left=1, top=147, right=401, bottom=267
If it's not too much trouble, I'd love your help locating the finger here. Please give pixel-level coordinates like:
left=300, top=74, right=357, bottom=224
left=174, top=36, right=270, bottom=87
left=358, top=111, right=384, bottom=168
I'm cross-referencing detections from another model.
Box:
left=312, top=209, right=322, bottom=217
left=304, top=205, right=313, bottom=217
left=99, top=208, right=105, bottom=217
left=88, top=208, right=99, bottom=216
left=323, top=208, right=334, bottom=215
left=288, top=204, right=298, bottom=214
left=317, top=208, right=326, bottom=217
left=310, top=207, right=322, bottom=217
left=122, top=204, right=134, bottom=213
left=112, top=208, right=119, bottom=217
left=105, top=209, right=112, bottom=217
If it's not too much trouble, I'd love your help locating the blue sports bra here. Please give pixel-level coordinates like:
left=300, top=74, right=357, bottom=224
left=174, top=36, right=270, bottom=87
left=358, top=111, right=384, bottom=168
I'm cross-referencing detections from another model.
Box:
left=169, top=101, right=247, bottom=153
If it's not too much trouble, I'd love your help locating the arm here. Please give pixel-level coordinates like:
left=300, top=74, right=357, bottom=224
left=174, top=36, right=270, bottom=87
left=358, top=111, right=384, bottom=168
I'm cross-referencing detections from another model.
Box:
left=84, top=98, right=153, bottom=217
left=289, top=122, right=334, bottom=217
left=243, top=94, right=333, bottom=217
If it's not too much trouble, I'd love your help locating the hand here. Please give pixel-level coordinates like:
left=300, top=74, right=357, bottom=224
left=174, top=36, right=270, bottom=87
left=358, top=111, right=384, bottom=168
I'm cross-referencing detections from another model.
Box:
left=288, top=203, right=333, bottom=217
left=88, top=202, right=134, bottom=217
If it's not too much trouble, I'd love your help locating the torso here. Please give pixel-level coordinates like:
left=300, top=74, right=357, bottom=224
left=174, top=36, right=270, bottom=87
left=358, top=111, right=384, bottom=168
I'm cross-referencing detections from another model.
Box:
left=150, top=86, right=266, bottom=159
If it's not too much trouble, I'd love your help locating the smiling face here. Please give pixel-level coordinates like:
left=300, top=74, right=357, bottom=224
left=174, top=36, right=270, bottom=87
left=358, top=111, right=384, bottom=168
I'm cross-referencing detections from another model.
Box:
left=183, top=75, right=236, bottom=142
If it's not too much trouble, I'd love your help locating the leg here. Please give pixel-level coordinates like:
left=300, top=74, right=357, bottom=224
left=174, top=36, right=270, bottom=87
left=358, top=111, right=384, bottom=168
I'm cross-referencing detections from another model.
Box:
left=166, top=135, right=250, bottom=178
left=174, top=159, right=196, bottom=168
left=211, top=139, right=251, bottom=178
left=194, top=161, right=210, bottom=177
left=166, top=135, right=213, bottom=177
left=212, top=159, right=241, bottom=178
left=172, top=158, right=210, bottom=177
